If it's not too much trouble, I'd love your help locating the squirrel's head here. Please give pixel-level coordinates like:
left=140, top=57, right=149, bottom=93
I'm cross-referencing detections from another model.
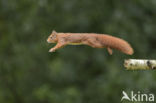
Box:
left=47, top=30, right=58, bottom=43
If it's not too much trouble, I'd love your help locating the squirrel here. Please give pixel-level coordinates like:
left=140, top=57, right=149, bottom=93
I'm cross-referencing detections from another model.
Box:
left=47, top=30, right=134, bottom=55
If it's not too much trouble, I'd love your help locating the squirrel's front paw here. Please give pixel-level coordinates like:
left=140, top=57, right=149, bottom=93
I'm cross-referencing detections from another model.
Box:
left=49, top=48, right=55, bottom=52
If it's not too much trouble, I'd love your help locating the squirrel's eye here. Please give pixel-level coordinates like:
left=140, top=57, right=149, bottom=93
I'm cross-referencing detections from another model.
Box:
left=50, top=37, right=53, bottom=39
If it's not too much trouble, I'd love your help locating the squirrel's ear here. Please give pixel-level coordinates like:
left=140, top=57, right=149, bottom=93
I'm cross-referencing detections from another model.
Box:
left=52, top=30, right=57, bottom=34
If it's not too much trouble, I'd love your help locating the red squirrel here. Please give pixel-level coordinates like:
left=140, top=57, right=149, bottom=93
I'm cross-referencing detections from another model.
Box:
left=47, top=30, right=134, bottom=55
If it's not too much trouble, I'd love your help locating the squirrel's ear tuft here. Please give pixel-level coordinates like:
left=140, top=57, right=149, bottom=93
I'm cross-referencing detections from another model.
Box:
left=52, top=30, right=57, bottom=34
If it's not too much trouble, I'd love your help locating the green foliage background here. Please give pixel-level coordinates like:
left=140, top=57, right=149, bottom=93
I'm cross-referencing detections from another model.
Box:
left=0, top=0, right=156, bottom=103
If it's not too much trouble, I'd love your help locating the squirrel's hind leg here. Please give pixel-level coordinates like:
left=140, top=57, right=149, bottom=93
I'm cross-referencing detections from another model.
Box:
left=83, top=39, right=103, bottom=48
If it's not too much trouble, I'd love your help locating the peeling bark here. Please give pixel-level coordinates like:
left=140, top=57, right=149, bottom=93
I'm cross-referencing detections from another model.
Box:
left=124, top=59, right=156, bottom=70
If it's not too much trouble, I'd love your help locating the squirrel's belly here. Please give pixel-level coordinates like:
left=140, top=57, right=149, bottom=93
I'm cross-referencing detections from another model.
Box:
left=69, top=43, right=84, bottom=45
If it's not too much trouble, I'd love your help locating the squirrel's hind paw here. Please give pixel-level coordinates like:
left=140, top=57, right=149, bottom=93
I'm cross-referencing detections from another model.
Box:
left=107, top=47, right=113, bottom=55
left=49, top=48, right=55, bottom=52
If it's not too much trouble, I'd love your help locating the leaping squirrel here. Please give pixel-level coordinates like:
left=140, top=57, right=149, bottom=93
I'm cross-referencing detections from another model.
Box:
left=47, top=30, right=134, bottom=55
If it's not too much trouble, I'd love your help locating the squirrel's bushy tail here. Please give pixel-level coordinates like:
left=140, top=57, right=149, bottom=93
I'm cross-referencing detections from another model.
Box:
left=101, top=35, right=134, bottom=55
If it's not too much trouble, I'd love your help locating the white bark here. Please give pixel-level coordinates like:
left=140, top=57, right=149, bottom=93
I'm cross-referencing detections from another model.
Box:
left=124, top=59, right=156, bottom=70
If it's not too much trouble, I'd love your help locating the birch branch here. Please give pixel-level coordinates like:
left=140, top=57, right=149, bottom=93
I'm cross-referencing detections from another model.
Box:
left=124, top=59, right=156, bottom=70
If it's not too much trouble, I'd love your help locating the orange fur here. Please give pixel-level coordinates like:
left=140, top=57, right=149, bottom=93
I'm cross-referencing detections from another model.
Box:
left=47, top=30, right=134, bottom=55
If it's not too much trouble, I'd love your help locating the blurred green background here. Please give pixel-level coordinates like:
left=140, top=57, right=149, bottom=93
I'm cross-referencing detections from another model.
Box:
left=0, top=0, right=156, bottom=103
